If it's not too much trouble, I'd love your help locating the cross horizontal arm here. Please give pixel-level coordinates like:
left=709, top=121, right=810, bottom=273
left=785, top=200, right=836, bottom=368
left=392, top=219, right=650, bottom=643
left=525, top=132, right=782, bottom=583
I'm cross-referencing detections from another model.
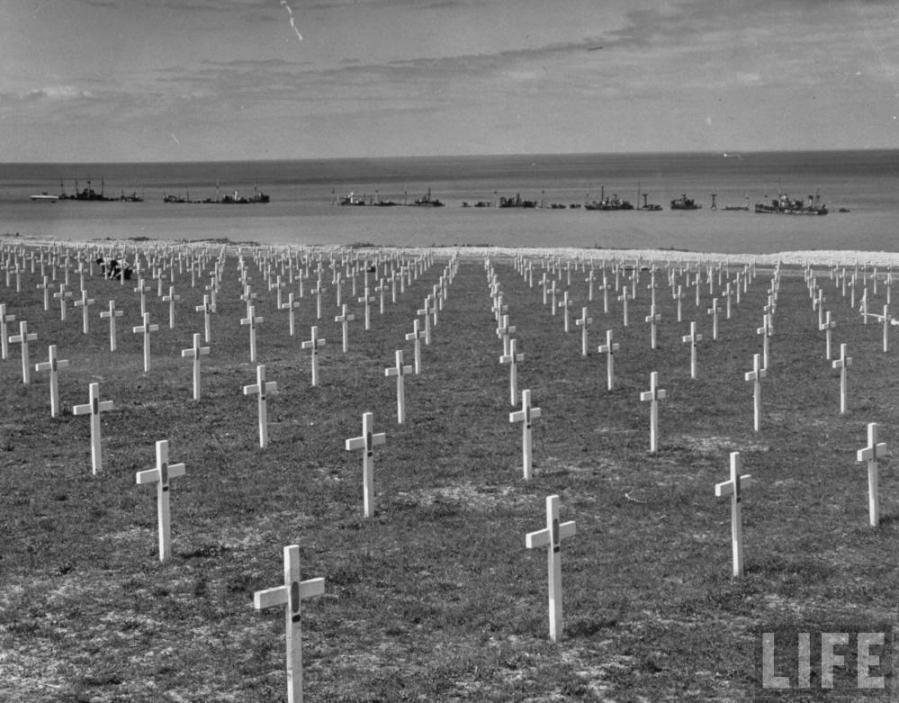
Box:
left=715, top=474, right=753, bottom=497
left=136, top=463, right=186, bottom=484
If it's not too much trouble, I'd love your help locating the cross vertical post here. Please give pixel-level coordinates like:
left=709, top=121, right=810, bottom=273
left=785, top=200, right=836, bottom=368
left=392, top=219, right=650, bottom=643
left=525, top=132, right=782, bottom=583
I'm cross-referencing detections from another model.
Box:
left=345, top=411, right=387, bottom=517
left=856, top=422, right=888, bottom=527
left=510, top=389, right=542, bottom=479
left=715, top=452, right=753, bottom=577
left=136, top=439, right=186, bottom=562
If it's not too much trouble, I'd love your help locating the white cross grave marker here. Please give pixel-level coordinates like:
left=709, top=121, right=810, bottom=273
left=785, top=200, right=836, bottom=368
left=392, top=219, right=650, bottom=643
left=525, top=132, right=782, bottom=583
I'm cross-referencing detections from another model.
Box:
left=597, top=329, right=619, bottom=391
left=384, top=349, right=413, bottom=424
left=510, top=389, right=541, bottom=479
left=575, top=307, right=592, bottom=357
left=73, top=289, right=95, bottom=335
left=832, top=342, right=852, bottom=415
left=99, top=300, right=124, bottom=351
left=196, top=294, right=214, bottom=343
left=639, top=371, right=666, bottom=453
left=35, top=344, right=69, bottom=417
left=162, top=286, right=180, bottom=329
left=525, top=494, right=576, bottom=642
left=132, top=312, right=159, bottom=373
left=857, top=422, right=889, bottom=527
left=181, top=333, right=210, bottom=401
left=136, top=439, right=186, bottom=562
left=300, top=326, right=326, bottom=387
left=9, top=320, right=37, bottom=384
left=715, top=452, right=753, bottom=577
left=744, top=353, right=767, bottom=432
left=345, top=411, right=387, bottom=517
left=240, top=306, right=264, bottom=363
left=815, top=307, right=834, bottom=360
left=682, top=321, right=702, bottom=379
left=281, top=292, right=301, bottom=337
left=253, top=544, right=325, bottom=703
left=405, top=318, right=426, bottom=375
left=243, top=364, right=278, bottom=448
left=499, top=338, right=524, bottom=406
left=0, top=303, right=15, bottom=360
left=334, top=304, right=354, bottom=353
left=72, top=382, right=114, bottom=474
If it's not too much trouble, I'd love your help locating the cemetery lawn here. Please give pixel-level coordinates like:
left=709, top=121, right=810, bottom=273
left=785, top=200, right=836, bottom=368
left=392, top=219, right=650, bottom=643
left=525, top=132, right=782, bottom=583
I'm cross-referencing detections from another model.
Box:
left=1, top=247, right=897, bottom=701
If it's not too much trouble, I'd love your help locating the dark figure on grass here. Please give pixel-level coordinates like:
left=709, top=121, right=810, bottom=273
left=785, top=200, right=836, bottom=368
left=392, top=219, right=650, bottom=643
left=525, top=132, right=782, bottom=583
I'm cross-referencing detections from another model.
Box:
left=96, top=256, right=133, bottom=281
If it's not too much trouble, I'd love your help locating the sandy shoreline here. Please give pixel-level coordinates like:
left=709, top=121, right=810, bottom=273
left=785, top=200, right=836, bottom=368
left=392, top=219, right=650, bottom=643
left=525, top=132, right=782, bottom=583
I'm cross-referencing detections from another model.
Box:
left=3, top=233, right=899, bottom=268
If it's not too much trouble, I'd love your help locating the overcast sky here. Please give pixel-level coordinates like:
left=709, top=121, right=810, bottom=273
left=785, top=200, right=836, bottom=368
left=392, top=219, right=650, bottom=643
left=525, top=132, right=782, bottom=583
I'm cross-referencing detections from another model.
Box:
left=1, top=0, right=897, bottom=162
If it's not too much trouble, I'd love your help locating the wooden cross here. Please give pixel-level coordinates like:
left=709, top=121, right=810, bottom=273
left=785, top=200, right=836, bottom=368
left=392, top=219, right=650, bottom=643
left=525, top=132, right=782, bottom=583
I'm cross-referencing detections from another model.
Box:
left=715, top=452, right=753, bottom=577
left=181, top=333, right=210, bottom=401
left=0, top=303, right=15, bottom=361
left=597, top=329, right=619, bottom=391
left=416, top=297, right=432, bottom=344
left=311, top=281, right=324, bottom=320
left=405, top=319, right=426, bottom=375
left=639, top=371, right=666, bottom=453
left=496, top=314, right=515, bottom=357
left=162, top=286, right=180, bottom=329
left=193, top=294, right=214, bottom=343
left=617, top=287, right=630, bottom=327
left=253, top=544, right=325, bottom=703
left=585, top=269, right=595, bottom=301
left=358, top=287, right=375, bottom=330
left=832, top=342, right=852, bottom=415
left=36, top=276, right=51, bottom=311
left=673, top=284, right=684, bottom=323
left=384, top=349, right=413, bottom=424
left=744, top=353, right=767, bottom=432
left=72, top=289, right=96, bottom=335
left=136, top=439, right=186, bottom=562
left=9, top=320, right=37, bottom=384
left=575, top=307, right=592, bottom=357
left=525, top=495, right=576, bottom=642
left=243, top=364, right=278, bottom=448
left=756, top=313, right=771, bottom=370
left=819, top=310, right=835, bottom=360
left=99, top=300, right=124, bottom=351
left=132, top=312, right=159, bottom=373
left=345, top=411, right=387, bottom=517
left=499, top=338, right=524, bottom=406
left=375, top=278, right=387, bottom=315
left=558, top=290, right=572, bottom=332
left=133, top=278, right=152, bottom=315
left=510, top=389, right=541, bottom=479
left=334, top=304, right=354, bottom=353
left=240, top=306, right=264, bottom=363
left=645, top=303, right=661, bottom=350
left=35, top=344, right=70, bottom=417
left=681, top=321, right=702, bottom=379
left=548, top=279, right=558, bottom=315
left=706, top=297, right=719, bottom=341
left=280, top=292, right=301, bottom=337
left=301, top=326, right=326, bottom=387
left=857, top=422, right=889, bottom=527
left=882, top=304, right=891, bottom=353
left=53, top=284, right=72, bottom=321
left=72, top=382, right=114, bottom=474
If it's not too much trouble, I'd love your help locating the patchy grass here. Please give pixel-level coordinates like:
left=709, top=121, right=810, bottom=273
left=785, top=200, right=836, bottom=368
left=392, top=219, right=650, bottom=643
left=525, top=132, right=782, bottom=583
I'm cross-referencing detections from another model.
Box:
left=1, top=245, right=897, bottom=701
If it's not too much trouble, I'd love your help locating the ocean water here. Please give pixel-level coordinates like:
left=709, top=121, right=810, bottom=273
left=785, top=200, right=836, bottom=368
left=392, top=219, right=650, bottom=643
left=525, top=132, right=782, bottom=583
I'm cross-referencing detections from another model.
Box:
left=0, top=151, right=897, bottom=254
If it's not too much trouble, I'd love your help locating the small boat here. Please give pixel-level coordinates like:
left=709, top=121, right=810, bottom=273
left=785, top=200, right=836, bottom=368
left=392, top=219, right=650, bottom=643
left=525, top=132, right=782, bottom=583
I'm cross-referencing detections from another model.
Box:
left=30, top=193, right=59, bottom=202
left=670, top=194, right=701, bottom=210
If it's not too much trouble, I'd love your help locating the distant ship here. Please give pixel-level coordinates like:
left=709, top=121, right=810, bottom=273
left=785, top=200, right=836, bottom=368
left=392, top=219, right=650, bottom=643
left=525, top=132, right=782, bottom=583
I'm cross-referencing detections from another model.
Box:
left=164, top=186, right=269, bottom=204
left=499, top=193, right=538, bottom=208
left=670, top=194, right=702, bottom=210
left=29, top=192, right=59, bottom=202
left=46, top=179, right=142, bottom=202
left=755, top=192, right=827, bottom=215
left=585, top=186, right=633, bottom=210
left=412, top=188, right=444, bottom=207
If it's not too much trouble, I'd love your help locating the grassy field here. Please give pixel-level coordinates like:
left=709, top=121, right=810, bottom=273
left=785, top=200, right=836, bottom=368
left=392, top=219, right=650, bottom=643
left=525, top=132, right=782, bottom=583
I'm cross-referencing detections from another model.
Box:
left=1, top=242, right=897, bottom=701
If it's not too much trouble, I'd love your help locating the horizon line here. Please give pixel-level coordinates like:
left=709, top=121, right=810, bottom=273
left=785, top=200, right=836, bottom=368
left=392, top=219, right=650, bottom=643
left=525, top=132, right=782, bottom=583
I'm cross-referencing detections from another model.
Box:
left=3, top=146, right=898, bottom=167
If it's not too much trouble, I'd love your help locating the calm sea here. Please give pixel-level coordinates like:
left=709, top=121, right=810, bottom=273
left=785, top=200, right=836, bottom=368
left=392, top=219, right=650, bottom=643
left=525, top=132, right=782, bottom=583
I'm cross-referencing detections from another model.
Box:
left=0, top=151, right=897, bottom=254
